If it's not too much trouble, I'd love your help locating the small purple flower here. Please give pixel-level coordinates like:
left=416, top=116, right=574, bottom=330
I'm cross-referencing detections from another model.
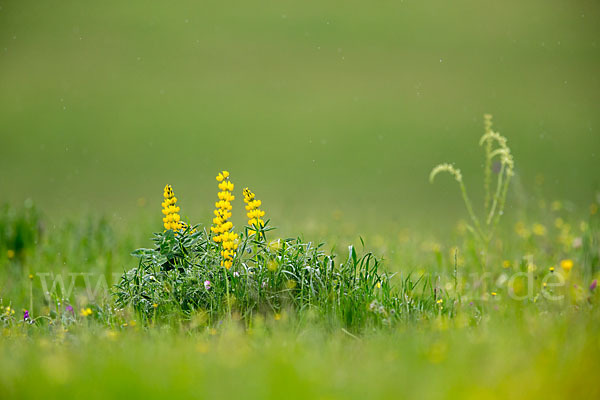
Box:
left=23, top=310, right=30, bottom=322
left=204, top=280, right=211, bottom=291
left=261, top=281, right=267, bottom=289
left=590, top=280, right=597, bottom=292
left=66, top=305, right=74, bottom=314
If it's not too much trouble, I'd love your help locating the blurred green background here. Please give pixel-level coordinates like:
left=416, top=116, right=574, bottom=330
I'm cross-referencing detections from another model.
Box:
left=1, top=0, right=598, bottom=231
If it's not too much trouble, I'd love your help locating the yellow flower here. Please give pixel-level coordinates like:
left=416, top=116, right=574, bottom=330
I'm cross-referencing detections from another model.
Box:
left=243, top=188, right=266, bottom=237
left=532, top=223, right=547, bottom=237
left=80, top=307, right=92, bottom=317
left=491, top=292, right=497, bottom=296
left=551, top=201, right=562, bottom=211
left=162, top=185, right=184, bottom=231
left=216, top=171, right=230, bottom=182
left=212, top=171, right=238, bottom=269
left=549, top=266, right=555, bottom=273
left=515, top=221, right=530, bottom=239
left=436, top=299, right=443, bottom=304
left=502, top=260, right=511, bottom=269
left=560, top=259, right=574, bottom=272
left=6, top=249, right=15, bottom=259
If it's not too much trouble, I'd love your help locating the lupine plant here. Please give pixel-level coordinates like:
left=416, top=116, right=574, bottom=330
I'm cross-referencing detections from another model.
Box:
left=114, top=171, right=404, bottom=327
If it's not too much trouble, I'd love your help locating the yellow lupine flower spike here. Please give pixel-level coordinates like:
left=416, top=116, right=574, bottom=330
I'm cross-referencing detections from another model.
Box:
left=243, top=188, right=266, bottom=237
left=211, top=171, right=238, bottom=269
left=162, top=184, right=184, bottom=231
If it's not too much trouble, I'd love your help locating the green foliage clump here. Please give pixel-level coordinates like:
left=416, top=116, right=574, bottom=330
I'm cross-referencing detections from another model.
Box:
left=114, top=223, right=399, bottom=328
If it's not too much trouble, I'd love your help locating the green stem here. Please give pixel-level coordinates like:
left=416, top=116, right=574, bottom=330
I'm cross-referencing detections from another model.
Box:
left=29, top=278, right=33, bottom=317
left=489, top=173, right=512, bottom=238
left=458, top=180, right=486, bottom=242
left=224, top=267, right=231, bottom=319
left=484, top=141, right=493, bottom=213
left=486, top=162, right=506, bottom=225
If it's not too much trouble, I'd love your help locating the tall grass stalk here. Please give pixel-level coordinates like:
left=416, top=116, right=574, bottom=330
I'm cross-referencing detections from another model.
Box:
left=430, top=114, right=514, bottom=269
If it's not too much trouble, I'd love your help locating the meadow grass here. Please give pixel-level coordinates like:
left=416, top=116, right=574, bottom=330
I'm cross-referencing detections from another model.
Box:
left=0, top=168, right=599, bottom=398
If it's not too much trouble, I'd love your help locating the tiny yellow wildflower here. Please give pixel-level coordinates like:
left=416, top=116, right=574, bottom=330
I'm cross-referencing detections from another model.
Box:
left=376, top=282, right=382, bottom=289
left=549, top=266, right=555, bottom=273
left=551, top=201, right=562, bottom=211
left=436, top=299, right=443, bottom=304
left=28, top=273, right=34, bottom=280
left=491, top=292, right=497, bottom=296
left=80, top=307, right=92, bottom=317
left=502, top=260, right=511, bottom=269
left=560, top=259, right=574, bottom=272
left=7, top=249, right=15, bottom=259
left=515, top=222, right=530, bottom=239
left=532, top=223, right=547, bottom=237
